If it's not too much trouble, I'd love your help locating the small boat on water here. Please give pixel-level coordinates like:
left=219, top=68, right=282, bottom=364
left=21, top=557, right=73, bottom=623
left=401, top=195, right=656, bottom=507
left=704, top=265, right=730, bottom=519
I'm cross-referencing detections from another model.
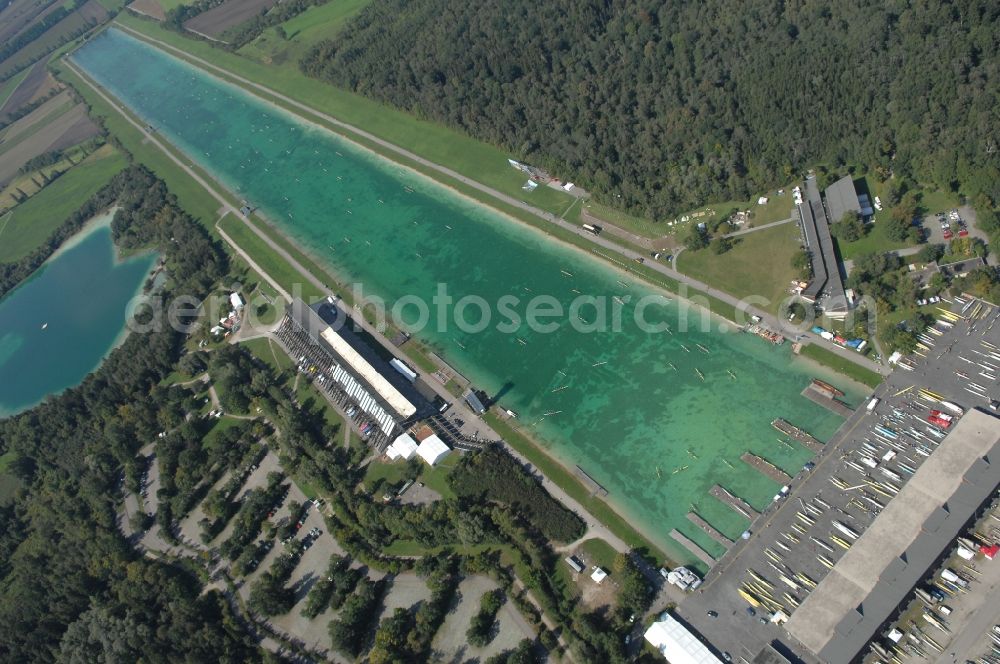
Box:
left=668, top=362, right=677, bottom=371
left=560, top=269, right=573, bottom=277
left=680, top=344, right=691, bottom=353
left=41, top=323, right=48, bottom=330
left=727, top=370, right=737, bottom=380
left=695, top=368, right=705, bottom=381
left=697, top=344, right=710, bottom=354
left=551, top=385, right=568, bottom=393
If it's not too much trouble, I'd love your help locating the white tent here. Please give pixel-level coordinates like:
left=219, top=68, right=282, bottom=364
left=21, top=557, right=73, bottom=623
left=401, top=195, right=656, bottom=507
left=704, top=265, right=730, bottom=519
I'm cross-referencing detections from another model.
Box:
left=644, top=613, right=722, bottom=664
left=416, top=434, right=450, bottom=466
left=386, top=433, right=418, bottom=460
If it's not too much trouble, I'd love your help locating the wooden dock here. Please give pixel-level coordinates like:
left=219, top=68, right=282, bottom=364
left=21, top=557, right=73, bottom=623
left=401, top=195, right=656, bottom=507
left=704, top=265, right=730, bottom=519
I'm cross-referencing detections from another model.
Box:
left=771, top=418, right=824, bottom=454
left=741, top=452, right=792, bottom=484
left=710, top=484, right=760, bottom=520
left=687, top=512, right=734, bottom=547
left=670, top=529, right=717, bottom=567
left=801, top=384, right=854, bottom=417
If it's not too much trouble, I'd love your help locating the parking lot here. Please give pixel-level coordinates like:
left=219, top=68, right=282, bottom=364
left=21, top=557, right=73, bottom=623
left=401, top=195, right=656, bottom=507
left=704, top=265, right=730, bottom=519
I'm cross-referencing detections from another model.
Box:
left=676, top=297, right=1000, bottom=663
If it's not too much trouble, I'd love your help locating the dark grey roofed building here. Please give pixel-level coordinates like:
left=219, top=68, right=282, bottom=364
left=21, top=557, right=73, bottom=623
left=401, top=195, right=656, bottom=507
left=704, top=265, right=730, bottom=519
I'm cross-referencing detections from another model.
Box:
left=797, top=177, right=849, bottom=316
left=825, top=175, right=863, bottom=225
left=784, top=409, right=1000, bottom=663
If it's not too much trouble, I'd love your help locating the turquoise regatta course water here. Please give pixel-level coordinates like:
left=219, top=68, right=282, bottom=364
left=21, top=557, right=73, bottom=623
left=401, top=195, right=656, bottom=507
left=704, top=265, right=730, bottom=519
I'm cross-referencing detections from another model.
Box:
left=72, top=29, right=855, bottom=564
left=0, top=213, right=155, bottom=417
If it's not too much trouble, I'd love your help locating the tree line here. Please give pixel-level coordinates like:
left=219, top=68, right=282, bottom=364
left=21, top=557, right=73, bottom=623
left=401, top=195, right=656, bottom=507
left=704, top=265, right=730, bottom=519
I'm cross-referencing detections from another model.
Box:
left=299, top=0, right=1000, bottom=225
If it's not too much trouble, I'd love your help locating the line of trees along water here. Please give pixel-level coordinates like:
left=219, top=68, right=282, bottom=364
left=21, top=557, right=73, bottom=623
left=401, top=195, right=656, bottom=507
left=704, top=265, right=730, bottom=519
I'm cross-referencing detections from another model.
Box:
left=299, top=0, right=1000, bottom=222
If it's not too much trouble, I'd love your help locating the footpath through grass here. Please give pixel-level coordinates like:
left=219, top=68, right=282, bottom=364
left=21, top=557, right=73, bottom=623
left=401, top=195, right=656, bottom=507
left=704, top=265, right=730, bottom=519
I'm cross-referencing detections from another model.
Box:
left=799, top=344, right=882, bottom=388
left=0, top=145, right=127, bottom=263
left=217, top=213, right=323, bottom=300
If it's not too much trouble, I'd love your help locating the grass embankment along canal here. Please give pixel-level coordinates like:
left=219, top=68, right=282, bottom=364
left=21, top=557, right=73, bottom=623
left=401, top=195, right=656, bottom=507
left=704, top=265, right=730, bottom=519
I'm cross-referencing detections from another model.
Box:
left=0, top=144, right=127, bottom=263
left=53, top=61, right=224, bottom=226
left=115, top=13, right=577, bottom=219
left=799, top=344, right=882, bottom=388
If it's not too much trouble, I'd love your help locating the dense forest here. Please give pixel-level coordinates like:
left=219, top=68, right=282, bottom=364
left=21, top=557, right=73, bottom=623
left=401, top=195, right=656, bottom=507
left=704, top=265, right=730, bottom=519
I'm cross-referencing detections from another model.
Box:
left=0, top=166, right=254, bottom=662
left=301, top=0, right=1000, bottom=220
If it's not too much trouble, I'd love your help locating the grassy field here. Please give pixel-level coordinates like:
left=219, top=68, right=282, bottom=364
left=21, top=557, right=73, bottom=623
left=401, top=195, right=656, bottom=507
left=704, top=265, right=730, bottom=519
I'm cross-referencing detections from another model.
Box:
left=577, top=537, right=618, bottom=570
left=238, top=0, right=371, bottom=65
left=583, top=186, right=794, bottom=241
left=156, top=0, right=190, bottom=10
left=834, top=218, right=916, bottom=260
left=798, top=343, right=882, bottom=388
left=53, top=61, right=223, bottom=225
left=0, top=3, right=108, bottom=79
left=0, top=143, right=126, bottom=263
left=0, top=67, right=31, bottom=108
left=117, top=14, right=578, bottom=218
left=242, top=336, right=295, bottom=373
left=678, top=223, right=802, bottom=314
left=0, top=141, right=99, bottom=209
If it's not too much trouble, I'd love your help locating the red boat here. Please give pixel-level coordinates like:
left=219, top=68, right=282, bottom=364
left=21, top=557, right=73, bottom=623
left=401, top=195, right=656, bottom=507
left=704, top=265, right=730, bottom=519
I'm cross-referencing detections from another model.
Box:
left=928, top=410, right=953, bottom=428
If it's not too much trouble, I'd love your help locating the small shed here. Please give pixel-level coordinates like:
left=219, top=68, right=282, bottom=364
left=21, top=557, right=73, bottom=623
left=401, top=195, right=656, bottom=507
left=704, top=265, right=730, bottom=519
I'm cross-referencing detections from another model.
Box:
left=416, top=434, right=450, bottom=466
left=591, top=567, right=608, bottom=584
left=565, top=556, right=584, bottom=573
left=464, top=390, right=487, bottom=415
left=230, top=292, right=245, bottom=309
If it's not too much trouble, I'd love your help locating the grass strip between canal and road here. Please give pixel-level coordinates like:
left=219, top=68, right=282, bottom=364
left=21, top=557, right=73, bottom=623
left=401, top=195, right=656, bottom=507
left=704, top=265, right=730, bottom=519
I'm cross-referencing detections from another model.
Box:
left=799, top=343, right=883, bottom=388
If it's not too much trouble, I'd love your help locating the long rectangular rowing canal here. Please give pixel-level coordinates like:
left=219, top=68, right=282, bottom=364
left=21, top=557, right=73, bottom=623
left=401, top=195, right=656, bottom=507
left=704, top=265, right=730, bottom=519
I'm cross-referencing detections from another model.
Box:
left=71, top=28, right=856, bottom=566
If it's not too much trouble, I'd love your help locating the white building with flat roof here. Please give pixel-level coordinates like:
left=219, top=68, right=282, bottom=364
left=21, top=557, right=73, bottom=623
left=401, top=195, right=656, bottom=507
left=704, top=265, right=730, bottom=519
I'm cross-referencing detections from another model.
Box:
left=416, top=434, right=450, bottom=466
left=644, top=612, right=722, bottom=664
left=386, top=433, right=418, bottom=460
